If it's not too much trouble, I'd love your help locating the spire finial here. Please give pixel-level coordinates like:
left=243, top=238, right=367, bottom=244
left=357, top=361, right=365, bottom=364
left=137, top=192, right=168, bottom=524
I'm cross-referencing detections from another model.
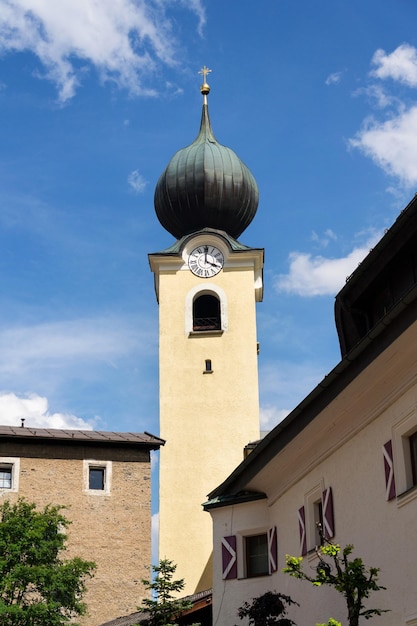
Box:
left=198, top=65, right=212, bottom=103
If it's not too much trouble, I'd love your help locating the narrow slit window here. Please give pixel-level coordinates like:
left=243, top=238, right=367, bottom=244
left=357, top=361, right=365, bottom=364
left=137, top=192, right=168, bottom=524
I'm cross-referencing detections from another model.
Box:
left=205, top=359, right=212, bottom=372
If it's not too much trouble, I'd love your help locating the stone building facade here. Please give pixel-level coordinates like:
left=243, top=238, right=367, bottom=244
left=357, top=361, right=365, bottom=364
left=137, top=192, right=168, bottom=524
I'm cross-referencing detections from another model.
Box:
left=0, top=425, right=163, bottom=626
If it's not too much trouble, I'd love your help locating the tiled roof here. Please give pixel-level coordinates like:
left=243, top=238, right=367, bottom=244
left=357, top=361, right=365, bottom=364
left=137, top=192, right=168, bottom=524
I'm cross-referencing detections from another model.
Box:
left=99, top=589, right=212, bottom=626
left=0, top=426, right=164, bottom=448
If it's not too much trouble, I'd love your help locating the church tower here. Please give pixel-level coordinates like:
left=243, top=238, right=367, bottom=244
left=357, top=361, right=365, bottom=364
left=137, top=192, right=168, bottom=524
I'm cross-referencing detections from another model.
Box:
left=149, top=68, right=263, bottom=595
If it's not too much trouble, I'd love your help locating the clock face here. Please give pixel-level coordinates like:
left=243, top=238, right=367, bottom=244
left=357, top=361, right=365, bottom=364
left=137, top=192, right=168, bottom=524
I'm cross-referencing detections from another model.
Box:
left=188, top=245, right=224, bottom=278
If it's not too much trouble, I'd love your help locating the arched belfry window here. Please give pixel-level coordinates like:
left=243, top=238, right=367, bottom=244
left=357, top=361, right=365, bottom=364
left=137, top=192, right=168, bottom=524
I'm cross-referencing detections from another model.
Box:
left=193, top=294, right=221, bottom=331
left=185, top=284, right=228, bottom=334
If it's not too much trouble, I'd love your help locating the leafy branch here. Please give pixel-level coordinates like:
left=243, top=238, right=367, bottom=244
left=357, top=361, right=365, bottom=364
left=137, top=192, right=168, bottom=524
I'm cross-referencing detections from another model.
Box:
left=283, top=525, right=388, bottom=626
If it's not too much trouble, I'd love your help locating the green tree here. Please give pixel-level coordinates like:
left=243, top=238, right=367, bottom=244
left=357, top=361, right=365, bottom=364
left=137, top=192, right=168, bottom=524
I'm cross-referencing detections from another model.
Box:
left=283, top=525, right=388, bottom=626
left=0, top=498, right=96, bottom=626
left=236, top=591, right=298, bottom=626
left=136, top=559, right=199, bottom=626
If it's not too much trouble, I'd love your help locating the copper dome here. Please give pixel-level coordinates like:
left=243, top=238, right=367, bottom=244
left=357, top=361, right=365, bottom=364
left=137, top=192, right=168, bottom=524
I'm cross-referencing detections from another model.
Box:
left=154, top=84, right=259, bottom=240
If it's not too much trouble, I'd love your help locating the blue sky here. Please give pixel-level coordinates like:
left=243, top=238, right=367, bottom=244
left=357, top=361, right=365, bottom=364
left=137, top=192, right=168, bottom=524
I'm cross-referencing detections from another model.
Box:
left=0, top=0, right=417, bottom=440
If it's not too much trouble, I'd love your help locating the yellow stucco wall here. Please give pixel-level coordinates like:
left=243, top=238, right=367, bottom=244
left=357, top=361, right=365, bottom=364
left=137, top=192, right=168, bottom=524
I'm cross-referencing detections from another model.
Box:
left=155, top=236, right=262, bottom=594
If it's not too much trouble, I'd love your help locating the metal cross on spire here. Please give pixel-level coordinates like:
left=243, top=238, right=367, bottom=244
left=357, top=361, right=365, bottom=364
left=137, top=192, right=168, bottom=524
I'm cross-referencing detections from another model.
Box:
left=199, top=65, right=212, bottom=102
left=199, top=65, right=212, bottom=82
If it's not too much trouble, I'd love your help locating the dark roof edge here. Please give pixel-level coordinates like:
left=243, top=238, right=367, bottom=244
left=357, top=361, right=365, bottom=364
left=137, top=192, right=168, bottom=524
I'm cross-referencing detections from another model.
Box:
left=149, top=228, right=263, bottom=256
left=203, top=490, right=267, bottom=511
left=337, top=193, right=417, bottom=298
left=0, top=426, right=165, bottom=449
left=207, top=280, right=417, bottom=500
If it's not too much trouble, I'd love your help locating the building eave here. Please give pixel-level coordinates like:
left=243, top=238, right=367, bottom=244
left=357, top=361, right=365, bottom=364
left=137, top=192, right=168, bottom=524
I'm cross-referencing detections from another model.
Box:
left=207, top=279, right=417, bottom=501
left=0, top=426, right=165, bottom=450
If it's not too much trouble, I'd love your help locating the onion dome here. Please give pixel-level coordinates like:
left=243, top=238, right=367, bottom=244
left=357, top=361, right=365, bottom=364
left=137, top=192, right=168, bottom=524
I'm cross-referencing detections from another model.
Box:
left=154, top=68, right=259, bottom=240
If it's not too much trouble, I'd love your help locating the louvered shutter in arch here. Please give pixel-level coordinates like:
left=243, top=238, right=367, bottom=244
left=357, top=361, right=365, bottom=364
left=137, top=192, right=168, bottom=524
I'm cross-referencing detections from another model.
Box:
left=322, top=487, right=335, bottom=540
left=222, top=535, right=237, bottom=580
left=298, top=506, right=307, bottom=556
left=383, top=440, right=396, bottom=500
left=268, top=526, right=277, bottom=573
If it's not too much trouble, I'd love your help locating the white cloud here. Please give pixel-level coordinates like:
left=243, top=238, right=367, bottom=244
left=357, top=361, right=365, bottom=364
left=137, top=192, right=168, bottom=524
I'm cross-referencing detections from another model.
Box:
left=350, top=105, right=417, bottom=187
left=325, top=71, right=342, bottom=85
left=275, top=235, right=379, bottom=296
left=0, top=392, right=94, bottom=429
left=371, top=43, right=417, bottom=86
left=0, top=314, right=157, bottom=401
left=259, top=359, right=333, bottom=427
left=0, top=0, right=205, bottom=101
left=128, top=170, right=148, bottom=194
left=0, top=316, right=147, bottom=375
left=353, top=84, right=397, bottom=109
left=349, top=43, right=417, bottom=187
left=260, top=405, right=289, bottom=431
left=311, top=229, right=337, bottom=248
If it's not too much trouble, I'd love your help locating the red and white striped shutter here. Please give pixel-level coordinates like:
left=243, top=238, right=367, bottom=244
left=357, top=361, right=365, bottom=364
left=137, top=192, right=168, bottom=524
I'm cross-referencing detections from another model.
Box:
left=322, top=487, right=335, bottom=540
left=383, top=440, right=396, bottom=501
left=221, top=535, right=237, bottom=580
left=298, top=506, right=307, bottom=556
left=268, top=526, right=277, bottom=574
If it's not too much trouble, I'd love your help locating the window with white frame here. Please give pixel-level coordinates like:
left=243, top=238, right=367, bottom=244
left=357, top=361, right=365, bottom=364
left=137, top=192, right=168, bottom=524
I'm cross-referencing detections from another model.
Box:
left=83, top=460, right=111, bottom=494
left=185, top=284, right=228, bottom=334
left=244, top=532, right=269, bottom=578
left=306, top=482, right=323, bottom=551
left=221, top=527, right=277, bottom=580
left=409, top=431, right=417, bottom=487
left=392, top=409, right=417, bottom=504
left=298, top=483, right=335, bottom=556
left=0, top=457, right=20, bottom=492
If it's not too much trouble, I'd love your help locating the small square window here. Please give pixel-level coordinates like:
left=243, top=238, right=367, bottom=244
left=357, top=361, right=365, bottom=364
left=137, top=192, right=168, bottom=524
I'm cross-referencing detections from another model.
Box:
left=245, top=533, right=268, bottom=578
left=89, top=467, right=105, bottom=490
left=0, top=458, right=19, bottom=492
left=84, top=460, right=111, bottom=494
left=0, top=466, right=12, bottom=489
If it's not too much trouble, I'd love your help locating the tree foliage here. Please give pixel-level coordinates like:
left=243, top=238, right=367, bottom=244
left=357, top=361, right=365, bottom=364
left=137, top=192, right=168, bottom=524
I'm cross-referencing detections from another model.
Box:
left=0, top=498, right=96, bottom=626
left=283, top=525, right=388, bottom=626
left=236, top=591, right=298, bottom=626
left=137, top=559, right=199, bottom=626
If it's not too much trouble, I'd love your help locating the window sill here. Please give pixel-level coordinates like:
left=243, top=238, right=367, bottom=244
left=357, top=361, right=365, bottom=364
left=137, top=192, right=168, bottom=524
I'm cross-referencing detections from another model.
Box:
left=189, top=330, right=223, bottom=337
left=238, top=573, right=270, bottom=580
left=397, top=484, right=417, bottom=508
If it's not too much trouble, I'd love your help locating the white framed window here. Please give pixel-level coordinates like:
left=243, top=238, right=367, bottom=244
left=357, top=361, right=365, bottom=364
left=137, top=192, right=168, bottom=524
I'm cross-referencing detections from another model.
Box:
left=298, top=482, right=335, bottom=556
left=305, top=482, right=324, bottom=552
left=83, top=460, right=112, bottom=495
left=185, top=284, right=228, bottom=334
left=244, top=532, right=269, bottom=578
left=230, top=527, right=277, bottom=580
left=392, top=409, right=417, bottom=505
left=0, top=457, right=20, bottom=492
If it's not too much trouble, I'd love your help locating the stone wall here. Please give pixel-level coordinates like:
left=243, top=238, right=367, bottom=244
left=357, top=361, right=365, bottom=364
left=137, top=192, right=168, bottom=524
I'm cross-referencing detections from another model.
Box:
left=0, top=441, right=153, bottom=626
